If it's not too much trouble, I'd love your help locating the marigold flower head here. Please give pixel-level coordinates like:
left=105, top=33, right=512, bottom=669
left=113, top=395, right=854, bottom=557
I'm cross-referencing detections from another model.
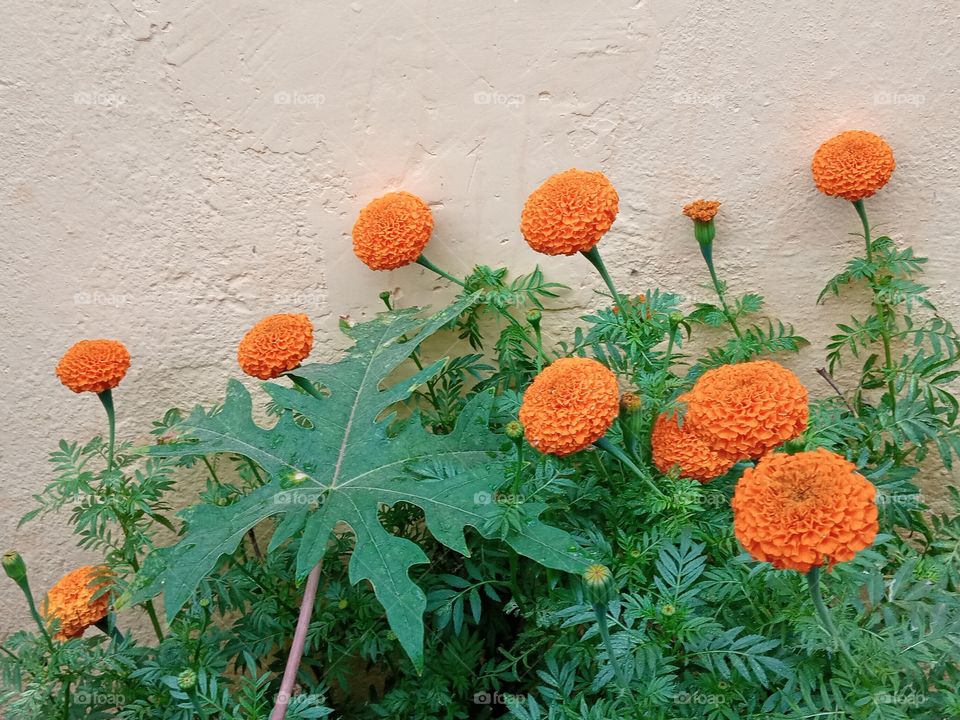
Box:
left=811, top=130, right=895, bottom=202
left=732, top=449, right=878, bottom=572
left=518, top=357, right=619, bottom=456
left=45, top=565, right=111, bottom=640
left=682, top=199, right=721, bottom=222
left=684, top=361, right=808, bottom=460
left=238, top=313, right=313, bottom=380
left=520, top=169, right=619, bottom=256
left=56, top=340, right=130, bottom=394
left=352, top=191, right=434, bottom=270
left=651, top=409, right=738, bottom=483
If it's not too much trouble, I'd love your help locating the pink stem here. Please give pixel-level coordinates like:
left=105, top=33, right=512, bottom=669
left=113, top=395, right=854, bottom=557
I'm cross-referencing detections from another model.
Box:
left=270, top=561, right=323, bottom=720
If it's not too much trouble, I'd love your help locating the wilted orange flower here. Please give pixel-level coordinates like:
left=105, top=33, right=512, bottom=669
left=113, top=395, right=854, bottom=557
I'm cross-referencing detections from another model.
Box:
left=352, top=191, right=434, bottom=270
left=45, top=565, right=111, bottom=640
left=520, top=169, right=619, bottom=256
left=682, top=199, right=721, bottom=222
left=56, top=340, right=130, bottom=394
left=238, top=313, right=313, bottom=380
left=684, top=361, right=808, bottom=460
left=732, top=449, right=878, bottom=572
left=519, top=357, right=619, bottom=456
left=811, top=130, right=895, bottom=202
left=651, top=409, right=737, bottom=483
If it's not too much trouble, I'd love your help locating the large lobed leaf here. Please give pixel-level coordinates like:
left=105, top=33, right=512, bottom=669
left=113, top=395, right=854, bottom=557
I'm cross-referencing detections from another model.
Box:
left=132, top=296, right=588, bottom=669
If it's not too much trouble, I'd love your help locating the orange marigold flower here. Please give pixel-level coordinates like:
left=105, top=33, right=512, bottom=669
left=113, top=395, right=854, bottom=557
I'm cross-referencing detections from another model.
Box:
left=352, top=191, right=434, bottom=270
left=684, top=361, right=808, bottom=460
left=732, top=449, right=878, bottom=572
left=56, top=340, right=130, bottom=394
left=651, top=409, right=738, bottom=483
left=682, top=199, right=721, bottom=222
left=520, top=169, right=619, bottom=256
left=519, top=357, right=619, bottom=456
left=811, top=130, right=895, bottom=202
left=45, top=565, right=111, bottom=640
left=238, top=313, right=313, bottom=380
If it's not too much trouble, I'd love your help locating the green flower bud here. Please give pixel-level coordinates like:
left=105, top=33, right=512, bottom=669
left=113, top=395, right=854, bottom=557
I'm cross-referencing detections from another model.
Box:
left=619, top=392, right=642, bottom=414
left=668, top=311, right=685, bottom=326
left=378, top=291, right=393, bottom=310
left=505, top=421, right=524, bottom=440
left=386, top=630, right=397, bottom=641
left=582, top=564, right=617, bottom=605
left=338, top=598, right=348, bottom=610
left=692, top=219, right=716, bottom=246
left=661, top=603, right=676, bottom=617
left=526, top=308, right=542, bottom=325
left=177, top=669, right=197, bottom=691
left=3, top=551, right=27, bottom=586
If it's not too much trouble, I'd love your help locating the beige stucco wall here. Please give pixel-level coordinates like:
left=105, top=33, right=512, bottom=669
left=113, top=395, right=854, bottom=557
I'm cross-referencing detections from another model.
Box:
left=2, top=0, right=959, bottom=637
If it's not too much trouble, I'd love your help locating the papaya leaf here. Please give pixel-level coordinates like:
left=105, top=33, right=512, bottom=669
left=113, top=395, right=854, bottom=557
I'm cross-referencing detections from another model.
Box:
left=131, top=296, right=589, bottom=670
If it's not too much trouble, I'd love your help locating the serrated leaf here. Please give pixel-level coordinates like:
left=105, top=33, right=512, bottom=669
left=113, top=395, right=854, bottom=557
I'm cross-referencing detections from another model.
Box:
left=131, top=297, right=588, bottom=670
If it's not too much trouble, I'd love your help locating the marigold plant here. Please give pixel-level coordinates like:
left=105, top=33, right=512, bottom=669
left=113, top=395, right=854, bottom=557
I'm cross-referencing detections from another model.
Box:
left=352, top=191, right=434, bottom=270
left=55, top=339, right=130, bottom=394
left=683, top=359, right=809, bottom=460
left=811, top=129, right=896, bottom=202
left=44, top=565, right=111, bottom=641
left=732, top=449, right=879, bottom=572
left=518, top=356, right=619, bottom=456
left=520, top=169, right=618, bottom=256
left=6, top=132, right=960, bottom=720
left=237, top=313, right=314, bottom=380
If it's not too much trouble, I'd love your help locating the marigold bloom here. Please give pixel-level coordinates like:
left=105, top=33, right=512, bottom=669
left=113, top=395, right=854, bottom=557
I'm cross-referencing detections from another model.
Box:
left=45, top=565, right=111, bottom=640
left=520, top=169, right=619, bottom=256
left=811, top=130, right=895, bottom=202
left=684, top=361, right=808, bottom=460
left=352, top=191, right=434, bottom=270
left=238, top=313, right=313, bottom=380
left=682, top=199, right=721, bottom=222
left=651, top=410, right=737, bottom=483
left=732, top=449, right=878, bottom=572
left=519, top=357, right=619, bottom=456
left=56, top=340, right=130, bottom=393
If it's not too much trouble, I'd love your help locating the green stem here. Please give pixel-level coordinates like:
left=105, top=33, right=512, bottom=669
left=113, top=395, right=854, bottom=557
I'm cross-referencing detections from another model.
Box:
left=289, top=374, right=326, bottom=402
left=592, top=602, right=628, bottom=688
left=129, top=554, right=165, bottom=643
left=698, top=243, right=742, bottom=339
left=62, top=679, right=70, bottom=720
left=415, top=255, right=466, bottom=287
left=853, top=200, right=897, bottom=416
left=806, top=566, right=855, bottom=665
left=510, top=438, right=524, bottom=496
left=581, top=247, right=622, bottom=306
left=16, top=573, right=54, bottom=651
left=594, top=437, right=665, bottom=498
left=98, top=389, right=116, bottom=471
left=495, top=307, right=551, bottom=364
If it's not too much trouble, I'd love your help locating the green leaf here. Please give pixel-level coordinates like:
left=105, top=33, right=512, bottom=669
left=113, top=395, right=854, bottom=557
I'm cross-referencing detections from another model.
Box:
left=131, top=297, right=588, bottom=670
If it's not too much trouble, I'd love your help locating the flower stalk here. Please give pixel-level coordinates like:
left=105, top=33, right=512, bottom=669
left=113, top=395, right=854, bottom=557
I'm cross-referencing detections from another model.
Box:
left=806, top=566, right=855, bottom=665
left=97, top=389, right=117, bottom=471
left=853, top=199, right=897, bottom=415
left=581, top=247, right=622, bottom=306
left=415, top=255, right=466, bottom=287
left=3, top=552, right=54, bottom=651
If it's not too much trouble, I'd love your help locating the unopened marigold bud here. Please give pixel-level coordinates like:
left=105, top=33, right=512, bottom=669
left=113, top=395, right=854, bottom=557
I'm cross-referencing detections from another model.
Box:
left=582, top=564, right=616, bottom=605
left=3, top=551, right=27, bottom=586
left=619, top=392, right=642, bottom=414
left=669, top=311, right=685, bottom=326
left=505, top=421, right=524, bottom=440
left=177, top=669, right=197, bottom=691
left=661, top=603, right=676, bottom=617
left=682, top=200, right=720, bottom=246
left=526, top=308, right=542, bottom=325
